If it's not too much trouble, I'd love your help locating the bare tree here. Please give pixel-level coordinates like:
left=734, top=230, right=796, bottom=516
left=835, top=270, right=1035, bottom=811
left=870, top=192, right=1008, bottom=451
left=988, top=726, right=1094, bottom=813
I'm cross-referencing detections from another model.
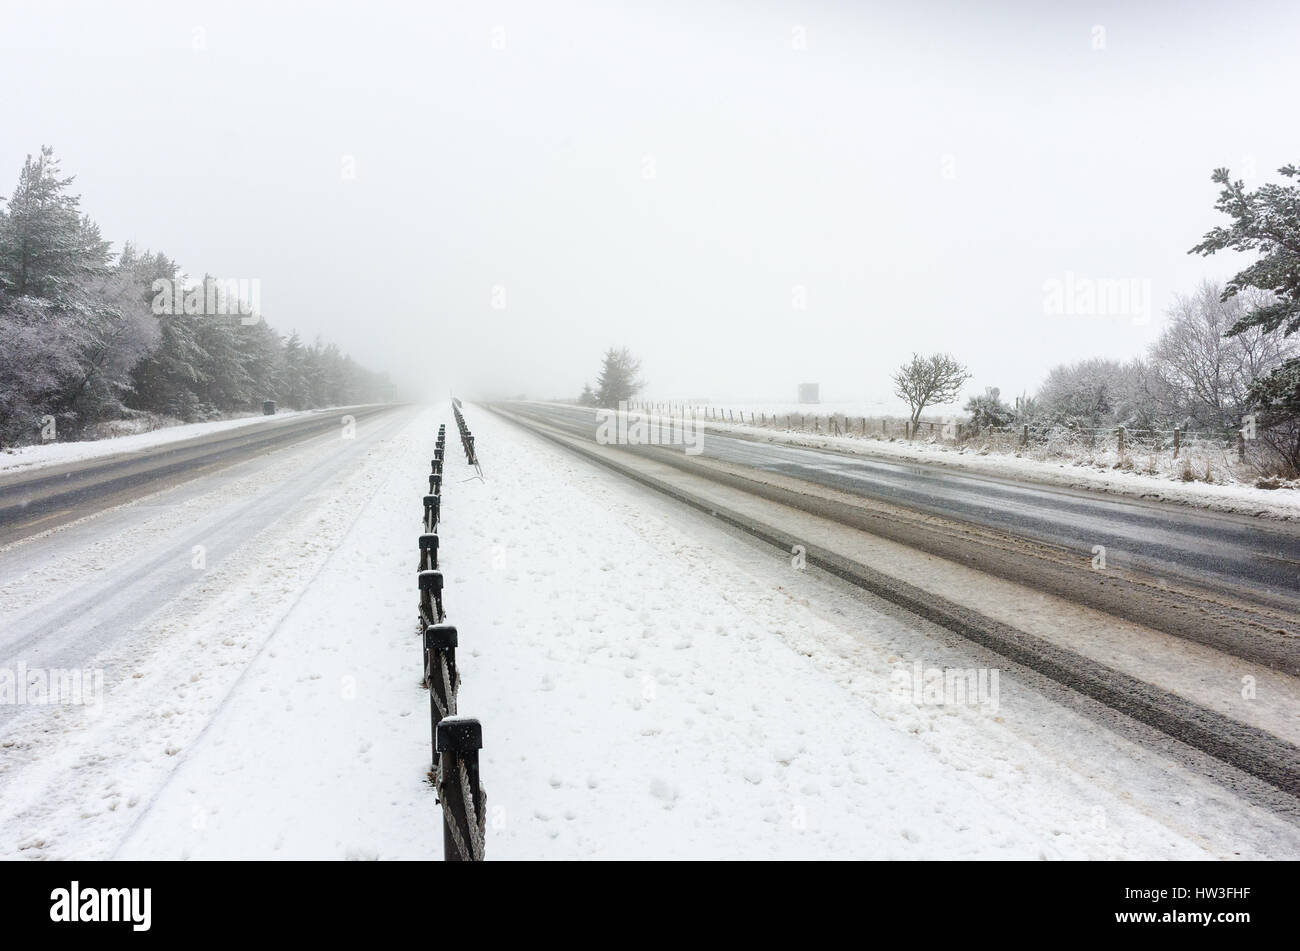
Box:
left=1149, top=281, right=1293, bottom=429
left=892, top=352, right=971, bottom=431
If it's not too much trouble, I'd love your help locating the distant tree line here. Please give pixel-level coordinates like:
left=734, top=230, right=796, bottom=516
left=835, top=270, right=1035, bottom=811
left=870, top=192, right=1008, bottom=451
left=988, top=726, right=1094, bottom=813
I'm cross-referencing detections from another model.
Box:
left=941, top=165, right=1300, bottom=474
left=960, top=280, right=1293, bottom=434
left=0, top=146, right=394, bottom=446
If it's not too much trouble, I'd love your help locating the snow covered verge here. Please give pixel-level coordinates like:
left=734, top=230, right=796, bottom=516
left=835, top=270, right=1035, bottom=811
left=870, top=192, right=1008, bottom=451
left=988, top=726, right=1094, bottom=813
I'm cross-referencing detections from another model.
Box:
left=574, top=403, right=1300, bottom=521
left=794, top=432, right=1300, bottom=520
left=441, top=409, right=1300, bottom=857
left=752, top=427, right=1300, bottom=520
left=0, top=408, right=319, bottom=474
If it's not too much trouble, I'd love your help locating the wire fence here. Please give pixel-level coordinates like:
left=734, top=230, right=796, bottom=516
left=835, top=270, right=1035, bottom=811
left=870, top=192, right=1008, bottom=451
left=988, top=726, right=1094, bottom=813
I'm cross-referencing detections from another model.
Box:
left=621, top=400, right=1271, bottom=483
left=626, top=401, right=1248, bottom=459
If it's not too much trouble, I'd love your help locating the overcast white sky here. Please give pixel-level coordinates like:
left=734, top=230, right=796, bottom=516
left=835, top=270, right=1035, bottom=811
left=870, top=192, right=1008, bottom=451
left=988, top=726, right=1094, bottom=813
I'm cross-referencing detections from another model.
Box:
left=3, top=0, right=1296, bottom=407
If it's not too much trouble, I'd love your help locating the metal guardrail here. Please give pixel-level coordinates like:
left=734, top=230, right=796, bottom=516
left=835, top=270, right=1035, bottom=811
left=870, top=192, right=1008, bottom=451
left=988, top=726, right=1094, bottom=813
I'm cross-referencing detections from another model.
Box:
left=453, top=402, right=479, bottom=471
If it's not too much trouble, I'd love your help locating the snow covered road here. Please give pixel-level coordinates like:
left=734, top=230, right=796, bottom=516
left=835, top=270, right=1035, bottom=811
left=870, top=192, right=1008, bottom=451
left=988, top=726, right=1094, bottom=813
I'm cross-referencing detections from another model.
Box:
left=503, top=404, right=1300, bottom=612
left=3, top=404, right=1298, bottom=859
left=0, top=405, right=393, bottom=544
left=0, top=405, right=417, bottom=857
left=433, top=409, right=1300, bottom=858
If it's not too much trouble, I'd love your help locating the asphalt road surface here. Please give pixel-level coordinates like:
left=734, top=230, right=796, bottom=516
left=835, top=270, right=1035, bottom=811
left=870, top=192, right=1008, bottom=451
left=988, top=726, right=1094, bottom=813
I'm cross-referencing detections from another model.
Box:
left=0, top=405, right=397, bottom=545
left=503, top=402, right=1300, bottom=605
left=0, top=405, right=412, bottom=722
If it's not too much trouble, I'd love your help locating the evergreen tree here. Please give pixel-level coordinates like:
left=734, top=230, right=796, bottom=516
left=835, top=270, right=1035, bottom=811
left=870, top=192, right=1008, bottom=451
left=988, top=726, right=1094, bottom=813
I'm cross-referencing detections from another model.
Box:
left=963, top=387, right=1014, bottom=430
left=594, top=347, right=643, bottom=408
left=280, top=331, right=309, bottom=409
left=0, top=146, right=396, bottom=443
left=1191, top=164, right=1300, bottom=470
left=0, top=146, right=109, bottom=300
left=122, top=246, right=210, bottom=420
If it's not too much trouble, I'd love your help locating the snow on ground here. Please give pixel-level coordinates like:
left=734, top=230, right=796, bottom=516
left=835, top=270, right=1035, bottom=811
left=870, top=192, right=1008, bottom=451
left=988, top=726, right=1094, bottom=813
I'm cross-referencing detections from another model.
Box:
left=434, top=410, right=1298, bottom=858
left=0, top=408, right=318, bottom=474
left=8, top=403, right=1297, bottom=859
left=126, top=404, right=1292, bottom=859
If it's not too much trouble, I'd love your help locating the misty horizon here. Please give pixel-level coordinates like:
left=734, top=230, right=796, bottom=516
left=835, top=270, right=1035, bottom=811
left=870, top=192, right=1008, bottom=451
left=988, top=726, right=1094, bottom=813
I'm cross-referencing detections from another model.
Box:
left=6, top=0, right=1297, bottom=410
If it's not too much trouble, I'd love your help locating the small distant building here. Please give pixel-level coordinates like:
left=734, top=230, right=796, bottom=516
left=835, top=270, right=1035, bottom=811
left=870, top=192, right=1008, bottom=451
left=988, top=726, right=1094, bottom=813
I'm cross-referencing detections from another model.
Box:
left=797, top=383, right=820, bottom=404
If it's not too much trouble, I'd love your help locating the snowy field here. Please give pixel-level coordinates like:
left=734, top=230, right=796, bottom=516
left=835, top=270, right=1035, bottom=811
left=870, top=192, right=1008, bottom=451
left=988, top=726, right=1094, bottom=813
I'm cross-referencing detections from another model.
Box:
left=3, top=404, right=1297, bottom=860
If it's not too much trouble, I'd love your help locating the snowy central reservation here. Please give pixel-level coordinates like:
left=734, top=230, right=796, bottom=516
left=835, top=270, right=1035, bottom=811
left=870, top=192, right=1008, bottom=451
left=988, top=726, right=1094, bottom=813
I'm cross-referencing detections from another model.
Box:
left=0, top=403, right=1296, bottom=860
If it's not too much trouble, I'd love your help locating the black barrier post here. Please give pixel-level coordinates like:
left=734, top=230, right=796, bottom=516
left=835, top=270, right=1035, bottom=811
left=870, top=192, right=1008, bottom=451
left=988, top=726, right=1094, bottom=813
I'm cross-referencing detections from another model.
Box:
left=423, top=494, right=440, bottom=533
left=418, top=533, right=439, bottom=571
left=424, top=623, right=458, bottom=769
left=429, top=472, right=442, bottom=495
left=435, top=717, right=485, bottom=862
